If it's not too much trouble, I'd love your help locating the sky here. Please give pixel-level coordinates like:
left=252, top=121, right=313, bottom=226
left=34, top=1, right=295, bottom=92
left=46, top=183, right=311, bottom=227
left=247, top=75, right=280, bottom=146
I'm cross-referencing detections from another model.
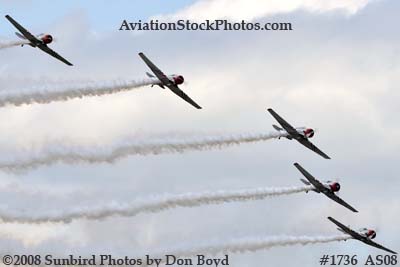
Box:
left=0, top=0, right=399, bottom=266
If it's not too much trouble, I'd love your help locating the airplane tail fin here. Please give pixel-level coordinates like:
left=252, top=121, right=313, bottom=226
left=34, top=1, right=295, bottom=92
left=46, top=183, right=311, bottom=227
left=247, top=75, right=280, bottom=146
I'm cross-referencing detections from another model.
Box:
left=146, top=72, right=163, bottom=88
left=145, top=72, right=165, bottom=89
left=300, top=178, right=314, bottom=193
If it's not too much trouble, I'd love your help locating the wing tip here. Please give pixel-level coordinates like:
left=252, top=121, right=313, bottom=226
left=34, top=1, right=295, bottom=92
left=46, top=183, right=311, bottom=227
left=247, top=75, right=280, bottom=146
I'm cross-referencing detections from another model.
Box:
left=193, top=104, right=202, bottom=109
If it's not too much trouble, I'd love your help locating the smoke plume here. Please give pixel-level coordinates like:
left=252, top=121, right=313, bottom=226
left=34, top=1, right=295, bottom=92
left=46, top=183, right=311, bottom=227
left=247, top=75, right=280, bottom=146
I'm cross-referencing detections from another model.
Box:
left=0, top=185, right=312, bottom=223
left=0, top=132, right=283, bottom=171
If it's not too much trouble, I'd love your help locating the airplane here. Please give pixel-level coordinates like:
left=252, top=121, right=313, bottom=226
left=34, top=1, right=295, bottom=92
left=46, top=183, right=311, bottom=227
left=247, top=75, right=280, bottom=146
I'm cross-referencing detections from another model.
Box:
left=294, top=163, right=357, bottom=212
left=5, top=15, right=73, bottom=66
left=138, top=52, right=202, bottom=109
left=267, top=108, right=330, bottom=159
left=328, top=216, right=397, bottom=254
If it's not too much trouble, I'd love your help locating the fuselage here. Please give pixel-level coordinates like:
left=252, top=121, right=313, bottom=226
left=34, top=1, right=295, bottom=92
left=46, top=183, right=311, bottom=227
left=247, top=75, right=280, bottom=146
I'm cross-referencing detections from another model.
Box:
left=147, top=74, right=185, bottom=88
left=304, top=180, right=340, bottom=194
left=275, top=127, right=315, bottom=140
left=21, top=34, right=53, bottom=47
left=338, top=227, right=377, bottom=240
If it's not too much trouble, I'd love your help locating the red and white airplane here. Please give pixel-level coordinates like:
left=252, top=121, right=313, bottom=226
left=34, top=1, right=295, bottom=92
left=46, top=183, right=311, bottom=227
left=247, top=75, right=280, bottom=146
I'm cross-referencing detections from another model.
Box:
left=5, top=15, right=73, bottom=66
left=267, top=108, right=330, bottom=159
left=328, top=217, right=397, bottom=254
left=139, top=52, right=202, bottom=109
left=294, top=163, right=358, bottom=212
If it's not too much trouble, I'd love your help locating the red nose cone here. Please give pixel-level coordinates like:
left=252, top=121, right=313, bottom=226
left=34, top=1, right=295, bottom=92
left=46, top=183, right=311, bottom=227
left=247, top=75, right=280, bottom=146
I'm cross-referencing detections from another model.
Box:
left=304, top=128, right=315, bottom=138
left=42, top=35, right=53, bottom=44
left=368, top=230, right=376, bottom=239
left=330, top=182, right=341, bottom=192
left=174, top=75, right=184, bottom=85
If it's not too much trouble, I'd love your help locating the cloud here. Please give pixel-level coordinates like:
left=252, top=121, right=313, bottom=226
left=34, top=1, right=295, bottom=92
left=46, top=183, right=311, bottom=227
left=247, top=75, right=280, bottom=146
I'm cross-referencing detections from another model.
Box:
left=0, top=1, right=399, bottom=265
left=162, top=0, right=376, bottom=21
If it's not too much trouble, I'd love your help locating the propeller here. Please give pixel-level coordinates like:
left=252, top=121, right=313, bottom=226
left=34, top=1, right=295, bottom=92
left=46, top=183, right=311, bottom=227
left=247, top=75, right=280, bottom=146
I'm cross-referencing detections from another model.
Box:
left=335, top=177, right=342, bottom=196
left=325, top=179, right=341, bottom=196
left=180, top=80, right=190, bottom=89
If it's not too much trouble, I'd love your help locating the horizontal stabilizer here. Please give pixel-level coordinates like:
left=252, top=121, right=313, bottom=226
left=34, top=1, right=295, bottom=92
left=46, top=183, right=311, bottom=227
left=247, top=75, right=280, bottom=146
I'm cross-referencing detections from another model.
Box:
left=146, top=72, right=155, bottom=78
left=300, top=178, right=311, bottom=185
left=15, top=32, right=26, bottom=39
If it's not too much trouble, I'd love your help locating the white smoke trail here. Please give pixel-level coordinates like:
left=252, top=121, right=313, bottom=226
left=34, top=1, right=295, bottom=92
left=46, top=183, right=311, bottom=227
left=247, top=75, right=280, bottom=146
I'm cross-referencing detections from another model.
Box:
left=0, top=234, right=351, bottom=263
left=0, top=78, right=157, bottom=107
left=150, top=235, right=350, bottom=265
left=0, top=132, right=283, bottom=172
left=0, top=185, right=313, bottom=223
left=0, top=40, right=28, bottom=49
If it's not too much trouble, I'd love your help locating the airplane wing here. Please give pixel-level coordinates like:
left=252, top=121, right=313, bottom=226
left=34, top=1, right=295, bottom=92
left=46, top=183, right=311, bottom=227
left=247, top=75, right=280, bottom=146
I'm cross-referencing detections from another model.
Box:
left=37, top=44, right=73, bottom=66
left=267, top=108, right=299, bottom=136
left=139, top=52, right=202, bottom=109
left=328, top=217, right=361, bottom=238
left=297, top=138, right=331, bottom=159
left=325, top=192, right=358, bottom=212
left=165, top=84, right=202, bottom=109
left=293, top=163, right=326, bottom=192
left=138, top=52, right=170, bottom=85
left=363, top=239, right=397, bottom=254
left=5, top=15, right=38, bottom=43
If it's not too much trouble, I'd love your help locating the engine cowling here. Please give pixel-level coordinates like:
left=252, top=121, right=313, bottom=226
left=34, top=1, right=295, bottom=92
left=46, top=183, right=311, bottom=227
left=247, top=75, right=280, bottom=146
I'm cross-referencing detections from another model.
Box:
left=330, top=182, right=341, bottom=192
left=303, top=128, right=315, bottom=138
left=41, top=34, right=53, bottom=44
left=173, top=75, right=184, bottom=85
left=367, top=230, right=376, bottom=239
